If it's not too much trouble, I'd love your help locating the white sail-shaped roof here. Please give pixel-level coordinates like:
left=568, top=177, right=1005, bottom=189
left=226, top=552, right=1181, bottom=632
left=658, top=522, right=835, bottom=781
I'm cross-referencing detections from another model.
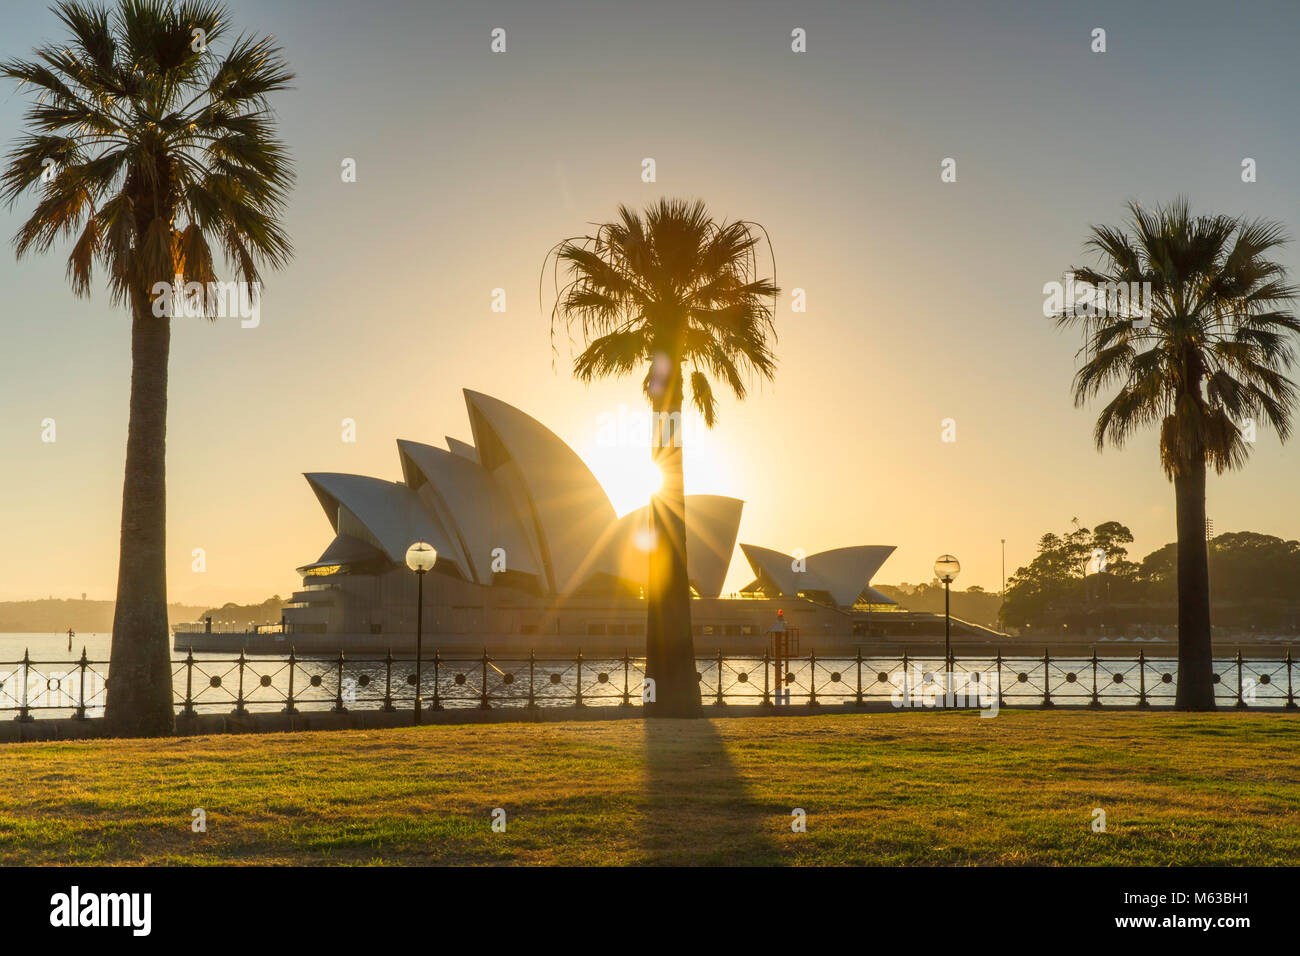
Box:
left=741, top=543, right=896, bottom=607
left=739, top=543, right=804, bottom=597
left=304, top=472, right=468, bottom=577
left=806, top=546, right=896, bottom=606
left=297, top=533, right=385, bottom=573
left=397, top=439, right=541, bottom=584
left=464, top=389, right=617, bottom=594
left=600, top=495, right=744, bottom=598
left=445, top=437, right=479, bottom=462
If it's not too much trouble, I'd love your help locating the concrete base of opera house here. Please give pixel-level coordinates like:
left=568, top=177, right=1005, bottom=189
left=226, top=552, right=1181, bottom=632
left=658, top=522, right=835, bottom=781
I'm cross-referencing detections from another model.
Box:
left=172, top=615, right=1014, bottom=658
left=173, top=632, right=872, bottom=657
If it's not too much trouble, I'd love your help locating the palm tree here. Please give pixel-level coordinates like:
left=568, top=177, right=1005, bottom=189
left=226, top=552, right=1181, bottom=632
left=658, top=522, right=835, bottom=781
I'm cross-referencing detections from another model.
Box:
left=547, top=199, right=778, bottom=718
left=1056, top=199, right=1298, bottom=710
left=1, top=0, right=294, bottom=736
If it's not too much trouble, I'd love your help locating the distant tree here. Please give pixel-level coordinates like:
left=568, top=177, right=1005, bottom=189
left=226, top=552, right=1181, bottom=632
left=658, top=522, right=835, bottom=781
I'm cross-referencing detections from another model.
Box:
left=201, top=595, right=286, bottom=627
left=1092, top=520, right=1135, bottom=566
left=1209, top=532, right=1300, bottom=601
left=1006, top=521, right=1300, bottom=634
left=1000, top=534, right=1075, bottom=629
left=1000, top=520, right=1139, bottom=628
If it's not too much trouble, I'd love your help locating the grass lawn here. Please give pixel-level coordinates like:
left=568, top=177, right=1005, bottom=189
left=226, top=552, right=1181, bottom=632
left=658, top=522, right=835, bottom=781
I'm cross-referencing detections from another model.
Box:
left=1, top=710, right=1297, bottom=865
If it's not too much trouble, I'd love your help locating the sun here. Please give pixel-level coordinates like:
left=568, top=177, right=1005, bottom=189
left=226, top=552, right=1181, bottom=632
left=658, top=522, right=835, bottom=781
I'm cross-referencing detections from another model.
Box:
left=580, top=418, right=736, bottom=518
left=588, top=450, right=664, bottom=516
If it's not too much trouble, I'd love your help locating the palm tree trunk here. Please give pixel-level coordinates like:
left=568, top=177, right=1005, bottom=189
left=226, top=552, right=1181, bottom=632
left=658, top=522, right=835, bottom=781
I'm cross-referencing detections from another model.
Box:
left=646, top=370, right=701, bottom=718
left=104, top=292, right=175, bottom=736
left=1173, top=461, right=1216, bottom=710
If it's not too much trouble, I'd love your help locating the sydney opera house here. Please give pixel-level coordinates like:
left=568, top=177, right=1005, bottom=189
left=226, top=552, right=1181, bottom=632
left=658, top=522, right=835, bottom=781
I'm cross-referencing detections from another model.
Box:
left=268, top=390, right=912, bottom=654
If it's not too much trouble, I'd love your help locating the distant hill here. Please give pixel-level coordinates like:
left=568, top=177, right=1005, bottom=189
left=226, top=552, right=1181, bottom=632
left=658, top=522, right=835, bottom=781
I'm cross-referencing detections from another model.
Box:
left=195, top=596, right=287, bottom=628
left=0, top=598, right=208, bottom=633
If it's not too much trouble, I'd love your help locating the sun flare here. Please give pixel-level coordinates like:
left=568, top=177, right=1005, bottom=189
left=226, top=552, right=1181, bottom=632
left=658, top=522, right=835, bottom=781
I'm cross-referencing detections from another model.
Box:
left=586, top=451, right=664, bottom=516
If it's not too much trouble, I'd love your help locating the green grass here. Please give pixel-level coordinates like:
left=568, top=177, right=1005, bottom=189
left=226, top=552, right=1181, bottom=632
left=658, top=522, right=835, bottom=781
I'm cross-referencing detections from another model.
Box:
left=1, top=710, right=1297, bottom=865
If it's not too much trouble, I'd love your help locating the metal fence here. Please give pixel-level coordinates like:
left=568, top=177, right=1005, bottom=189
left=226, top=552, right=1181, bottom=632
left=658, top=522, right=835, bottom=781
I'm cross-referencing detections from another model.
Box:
left=1, top=647, right=1297, bottom=719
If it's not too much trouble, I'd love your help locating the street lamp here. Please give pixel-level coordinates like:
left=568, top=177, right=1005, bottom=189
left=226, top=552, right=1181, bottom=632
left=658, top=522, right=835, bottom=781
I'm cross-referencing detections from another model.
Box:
left=934, top=554, right=960, bottom=706
left=406, top=542, right=438, bottom=725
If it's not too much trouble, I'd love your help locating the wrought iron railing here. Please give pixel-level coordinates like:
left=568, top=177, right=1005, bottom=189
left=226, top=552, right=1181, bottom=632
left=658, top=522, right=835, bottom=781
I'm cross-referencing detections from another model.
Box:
left=1, top=647, right=1297, bottom=720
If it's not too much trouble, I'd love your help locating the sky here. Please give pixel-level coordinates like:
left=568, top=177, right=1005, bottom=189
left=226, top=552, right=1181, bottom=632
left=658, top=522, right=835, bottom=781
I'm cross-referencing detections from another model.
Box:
left=1, top=0, right=1298, bottom=606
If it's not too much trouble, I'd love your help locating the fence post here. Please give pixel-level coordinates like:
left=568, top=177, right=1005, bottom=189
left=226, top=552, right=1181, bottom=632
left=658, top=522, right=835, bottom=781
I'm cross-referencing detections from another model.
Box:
left=16, top=649, right=34, bottom=722
left=715, top=649, right=725, bottom=707
left=480, top=649, right=492, bottom=710
left=232, top=649, right=249, bottom=716
left=381, top=648, right=394, bottom=712
left=761, top=651, right=772, bottom=708
left=620, top=649, right=631, bottom=707
left=74, top=647, right=89, bottom=720
left=1286, top=649, right=1297, bottom=711
left=1235, top=650, right=1247, bottom=710
left=1089, top=650, right=1101, bottom=708
left=1042, top=648, right=1053, bottom=707
left=902, top=650, right=910, bottom=710
left=993, top=650, right=1002, bottom=708
left=181, top=646, right=196, bottom=716
left=332, top=651, right=347, bottom=713
left=575, top=649, right=584, bottom=708
left=1137, top=649, right=1149, bottom=708
left=808, top=649, right=818, bottom=707
left=527, top=650, right=536, bottom=709
left=284, top=646, right=299, bottom=714
left=951, top=642, right=961, bottom=712
left=432, top=650, right=443, bottom=711
left=855, top=648, right=864, bottom=708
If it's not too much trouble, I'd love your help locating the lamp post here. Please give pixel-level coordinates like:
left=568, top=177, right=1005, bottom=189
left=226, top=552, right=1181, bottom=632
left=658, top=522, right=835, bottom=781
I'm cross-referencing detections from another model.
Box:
left=934, top=554, right=961, bottom=706
left=406, top=542, right=438, bottom=725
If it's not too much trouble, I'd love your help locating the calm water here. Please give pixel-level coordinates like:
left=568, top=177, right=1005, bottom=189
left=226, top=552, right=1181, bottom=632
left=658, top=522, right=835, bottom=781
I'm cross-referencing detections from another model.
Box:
left=0, top=631, right=113, bottom=660
left=0, top=632, right=1294, bottom=717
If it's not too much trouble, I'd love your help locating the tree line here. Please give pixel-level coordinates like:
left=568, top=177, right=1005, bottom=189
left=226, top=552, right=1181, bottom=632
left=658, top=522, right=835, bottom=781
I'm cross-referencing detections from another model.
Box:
left=1000, top=521, right=1300, bottom=635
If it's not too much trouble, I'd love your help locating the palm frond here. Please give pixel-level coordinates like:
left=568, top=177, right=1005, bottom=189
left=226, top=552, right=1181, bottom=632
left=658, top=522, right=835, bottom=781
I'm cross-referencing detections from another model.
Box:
left=1060, top=200, right=1299, bottom=478
left=2, top=0, right=294, bottom=306
left=545, top=198, right=779, bottom=427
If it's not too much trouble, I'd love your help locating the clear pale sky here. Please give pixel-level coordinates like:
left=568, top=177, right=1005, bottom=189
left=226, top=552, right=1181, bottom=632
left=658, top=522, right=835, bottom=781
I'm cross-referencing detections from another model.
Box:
left=2, top=0, right=1298, bottom=606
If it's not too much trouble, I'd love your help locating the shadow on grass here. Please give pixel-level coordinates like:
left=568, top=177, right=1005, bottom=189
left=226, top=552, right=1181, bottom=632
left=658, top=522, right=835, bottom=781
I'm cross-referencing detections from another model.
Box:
left=640, top=717, right=784, bottom=865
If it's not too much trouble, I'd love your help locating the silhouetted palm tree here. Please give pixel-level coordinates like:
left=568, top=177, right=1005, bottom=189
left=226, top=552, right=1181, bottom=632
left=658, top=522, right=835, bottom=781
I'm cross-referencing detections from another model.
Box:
left=2, top=0, right=294, bottom=736
left=1057, top=199, right=1298, bottom=709
left=547, top=199, right=778, bottom=717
